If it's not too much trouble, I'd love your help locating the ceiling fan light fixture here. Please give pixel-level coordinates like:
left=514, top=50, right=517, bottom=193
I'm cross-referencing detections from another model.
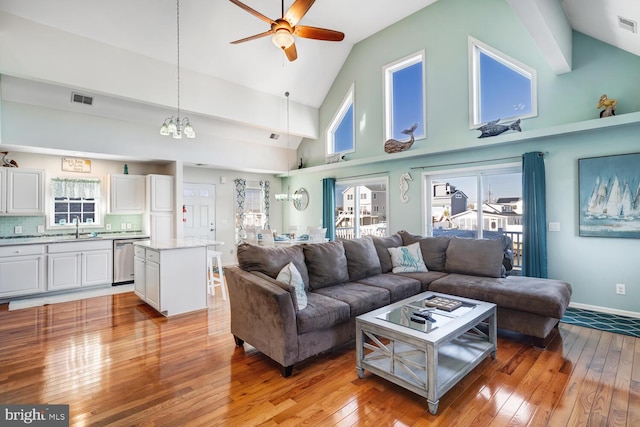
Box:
left=272, top=29, right=294, bottom=49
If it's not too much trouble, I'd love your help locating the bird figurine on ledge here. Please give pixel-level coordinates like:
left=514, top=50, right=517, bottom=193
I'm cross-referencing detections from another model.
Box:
left=597, top=94, right=617, bottom=118
left=1, top=152, right=18, bottom=168
left=384, top=123, right=418, bottom=154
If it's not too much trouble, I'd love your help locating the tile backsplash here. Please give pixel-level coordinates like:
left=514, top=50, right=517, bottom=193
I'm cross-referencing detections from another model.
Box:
left=0, top=214, right=143, bottom=238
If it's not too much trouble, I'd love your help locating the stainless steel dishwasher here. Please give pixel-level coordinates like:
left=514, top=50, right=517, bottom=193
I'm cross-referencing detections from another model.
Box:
left=113, top=238, right=148, bottom=284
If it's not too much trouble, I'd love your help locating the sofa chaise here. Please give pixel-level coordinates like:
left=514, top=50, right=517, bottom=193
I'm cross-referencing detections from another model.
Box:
left=225, top=231, right=572, bottom=376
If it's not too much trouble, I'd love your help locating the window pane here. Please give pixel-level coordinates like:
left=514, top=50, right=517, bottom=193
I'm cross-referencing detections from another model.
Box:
left=392, top=61, right=424, bottom=140
left=479, top=52, right=532, bottom=123
left=432, top=177, right=477, bottom=232
left=334, top=104, right=354, bottom=153
left=335, top=181, right=387, bottom=240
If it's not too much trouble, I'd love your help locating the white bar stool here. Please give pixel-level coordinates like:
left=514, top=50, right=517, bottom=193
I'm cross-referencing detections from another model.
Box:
left=207, top=249, right=226, bottom=300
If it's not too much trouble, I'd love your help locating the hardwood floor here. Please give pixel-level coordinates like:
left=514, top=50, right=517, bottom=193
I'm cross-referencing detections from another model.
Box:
left=1, top=291, right=638, bottom=426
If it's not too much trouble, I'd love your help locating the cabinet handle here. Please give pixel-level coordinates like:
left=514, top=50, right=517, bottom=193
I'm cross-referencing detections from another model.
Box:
left=14, top=250, right=21, bottom=253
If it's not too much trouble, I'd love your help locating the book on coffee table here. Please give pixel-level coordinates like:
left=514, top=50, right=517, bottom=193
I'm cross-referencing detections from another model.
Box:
left=422, top=296, right=463, bottom=312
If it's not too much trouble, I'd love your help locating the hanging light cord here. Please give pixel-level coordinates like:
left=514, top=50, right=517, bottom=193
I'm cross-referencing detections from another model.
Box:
left=176, top=0, right=181, bottom=122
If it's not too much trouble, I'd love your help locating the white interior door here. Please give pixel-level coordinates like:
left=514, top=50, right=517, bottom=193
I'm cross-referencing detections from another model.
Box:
left=183, top=183, right=216, bottom=240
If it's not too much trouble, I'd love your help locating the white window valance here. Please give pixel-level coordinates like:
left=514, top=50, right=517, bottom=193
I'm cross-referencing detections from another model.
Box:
left=51, top=178, right=102, bottom=199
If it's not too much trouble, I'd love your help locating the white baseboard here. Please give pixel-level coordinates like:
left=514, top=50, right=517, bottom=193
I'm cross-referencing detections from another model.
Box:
left=568, top=302, right=640, bottom=319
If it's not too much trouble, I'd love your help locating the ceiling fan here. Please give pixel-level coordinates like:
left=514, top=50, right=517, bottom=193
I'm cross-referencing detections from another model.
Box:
left=229, top=0, right=344, bottom=61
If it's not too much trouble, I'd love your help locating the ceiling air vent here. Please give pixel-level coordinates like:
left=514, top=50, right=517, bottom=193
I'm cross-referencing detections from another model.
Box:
left=269, top=133, right=280, bottom=140
left=71, top=92, right=94, bottom=106
left=618, top=16, right=637, bottom=33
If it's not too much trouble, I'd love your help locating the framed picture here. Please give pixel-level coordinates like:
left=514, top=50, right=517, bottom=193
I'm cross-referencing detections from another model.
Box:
left=578, top=152, right=640, bottom=238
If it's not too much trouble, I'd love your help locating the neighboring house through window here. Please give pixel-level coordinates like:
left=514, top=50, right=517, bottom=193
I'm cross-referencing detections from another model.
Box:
left=335, top=177, right=388, bottom=240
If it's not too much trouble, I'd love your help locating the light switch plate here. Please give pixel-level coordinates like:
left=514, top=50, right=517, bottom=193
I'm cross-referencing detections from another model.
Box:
left=106, top=224, right=112, bottom=230
left=121, top=223, right=127, bottom=230
left=548, top=222, right=560, bottom=232
left=37, top=225, right=45, bottom=233
left=14, top=226, right=23, bottom=234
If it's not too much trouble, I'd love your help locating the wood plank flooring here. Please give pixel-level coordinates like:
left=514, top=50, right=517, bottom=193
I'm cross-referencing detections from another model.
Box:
left=0, top=291, right=638, bottom=426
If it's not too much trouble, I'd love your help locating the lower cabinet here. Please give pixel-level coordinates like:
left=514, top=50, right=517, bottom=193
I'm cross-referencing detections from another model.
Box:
left=0, top=245, right=46, bottom=298
left=133, top=245, right=207, bottom=316
left=48, top=240, right=113, bottom=291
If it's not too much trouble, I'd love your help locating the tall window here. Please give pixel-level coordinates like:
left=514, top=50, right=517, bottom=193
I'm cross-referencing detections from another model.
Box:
left=335, top=177, right=388, bottom=240
left=384, top=51, right=426, bottom=141
left=326, top=84, right=355, bottom=155
left=49, top=178, right=102, bottom=227
left=468, top=37, right=537, bottom=127
left=424, top=164, right=522, bottom=268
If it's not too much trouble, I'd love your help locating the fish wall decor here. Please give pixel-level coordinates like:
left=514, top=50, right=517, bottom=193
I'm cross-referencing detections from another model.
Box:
left=476, top=118, right=521, bottom=138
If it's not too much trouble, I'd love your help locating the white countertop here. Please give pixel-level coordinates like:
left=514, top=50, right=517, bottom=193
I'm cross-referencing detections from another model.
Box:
left=134, top=238, right=224, bottom=250
left=0, top=234, right=150, bottom=247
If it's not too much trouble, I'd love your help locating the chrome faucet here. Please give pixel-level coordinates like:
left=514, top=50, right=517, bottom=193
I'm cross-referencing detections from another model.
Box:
left=74, top=216, right=80, bottom=238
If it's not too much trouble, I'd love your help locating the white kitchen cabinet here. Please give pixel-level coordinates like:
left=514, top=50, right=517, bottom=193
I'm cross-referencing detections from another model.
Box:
left=0, top=244, right=46, bottom=298
left=150, top=213, right=174, bottom=242
left=0, top=169, right=5, bottom=213
left=48, top=240, right=113, bottom=290
left=109, top=174, right=145, bottom=214
left=1, top=168, right=45, bottom=215
left=147, top=174, right=174, bottom=212
left=133, top=246, right=146, bottom=299
left=133, top=243, right=206, bottom=317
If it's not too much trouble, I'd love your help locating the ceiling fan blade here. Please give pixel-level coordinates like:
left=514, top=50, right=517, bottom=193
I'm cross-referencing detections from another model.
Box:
left=284, top=0, right=315, bottom=27
left=230, top=30, right=273, bottom=44
left=284, top=43, right=298, bottom=61
left=294, top=25, right=344, bottom=42
left=229, top=0, right=275, bottom=25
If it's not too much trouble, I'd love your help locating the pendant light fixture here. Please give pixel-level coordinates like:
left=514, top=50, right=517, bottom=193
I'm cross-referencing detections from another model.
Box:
left=275, top=91, right=301, bottom=202
left=160, top=0, right=195, bottom=139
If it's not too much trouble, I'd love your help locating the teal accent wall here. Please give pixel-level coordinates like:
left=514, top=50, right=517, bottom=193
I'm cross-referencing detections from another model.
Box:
left=289, top=0, right=640, bottom=314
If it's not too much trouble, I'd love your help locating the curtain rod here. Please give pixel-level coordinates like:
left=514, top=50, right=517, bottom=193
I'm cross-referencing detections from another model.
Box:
left=410, top=152, right=547, bottom=170
left=326, top=171, right=390, bottom=181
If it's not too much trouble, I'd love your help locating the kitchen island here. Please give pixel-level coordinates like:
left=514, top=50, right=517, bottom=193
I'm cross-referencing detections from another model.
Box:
left=133, top=238, right=223, bottom=317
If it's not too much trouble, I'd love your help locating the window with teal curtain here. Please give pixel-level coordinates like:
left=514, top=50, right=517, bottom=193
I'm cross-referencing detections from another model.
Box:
left=522, top=152, right=547, bottom=278
left=322, top=178, right=336, bottom=241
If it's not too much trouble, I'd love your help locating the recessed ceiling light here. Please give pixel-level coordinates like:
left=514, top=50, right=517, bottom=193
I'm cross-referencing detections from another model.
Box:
left=618, top=16, right=637, bottom=33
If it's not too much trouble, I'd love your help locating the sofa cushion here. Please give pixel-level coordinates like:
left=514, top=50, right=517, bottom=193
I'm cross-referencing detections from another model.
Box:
left=394, top=271, right=449, bottom=291
left=276, top=262, right=307, bottom=310
left=399, top=230, right=450, bottom=272
left=303, top=241, right=350, bottom=290
left=296, top=292, right=351, bottom=334
left=371, top=233, right=403, bottom=273
left=429, top=273, right=572, bottom=319
left=388, top=242, right=428, bottom=273
left=237, top=243, right=310, bottom=288
left=355, top=274, right=421, bottom=302
left=444, top=237, right=504, bottom=278
left=342, top=236, right=382, bottom=281
left=312, top=282, right=390, bottom=317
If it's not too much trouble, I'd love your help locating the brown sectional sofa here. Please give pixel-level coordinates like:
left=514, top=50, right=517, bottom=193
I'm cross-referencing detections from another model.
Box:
left=225, top=231, right=572, bottom=377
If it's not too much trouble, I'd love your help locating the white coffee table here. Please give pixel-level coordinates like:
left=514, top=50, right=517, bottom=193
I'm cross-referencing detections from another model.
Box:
left=355, top=291, right=497, bottom=414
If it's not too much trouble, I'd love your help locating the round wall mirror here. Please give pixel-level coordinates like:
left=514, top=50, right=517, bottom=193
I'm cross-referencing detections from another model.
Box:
left=293, top=188, right=309, bottom=211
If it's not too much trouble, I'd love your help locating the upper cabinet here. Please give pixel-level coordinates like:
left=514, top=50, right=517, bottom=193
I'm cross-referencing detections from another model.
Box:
left=1, top=168, right=45, bottom=215
left=109, top=174, right=145, bottom=214
left=147, top=174, right=174, bottom=212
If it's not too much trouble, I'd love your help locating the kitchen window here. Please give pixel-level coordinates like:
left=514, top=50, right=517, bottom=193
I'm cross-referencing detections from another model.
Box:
left=50, top=178, right=102, bottom=227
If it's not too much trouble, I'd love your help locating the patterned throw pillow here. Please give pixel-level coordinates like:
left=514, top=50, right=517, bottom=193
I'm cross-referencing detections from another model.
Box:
left=387, top=242, right=428, bottom=273
left=276, top=262, right=307, bottom=310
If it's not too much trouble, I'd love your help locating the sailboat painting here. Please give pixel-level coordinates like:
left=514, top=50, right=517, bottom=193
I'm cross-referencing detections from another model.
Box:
left=579, top=152, right=640, bottom=238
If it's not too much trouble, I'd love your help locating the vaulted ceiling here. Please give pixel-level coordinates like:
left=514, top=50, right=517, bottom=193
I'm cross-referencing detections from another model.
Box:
left=0, top=0, right=638, bottom=166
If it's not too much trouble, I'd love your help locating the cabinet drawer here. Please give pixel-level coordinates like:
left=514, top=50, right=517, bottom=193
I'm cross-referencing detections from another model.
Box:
left=134, top=246, right=146, bottom=258
left=0, top=244, right=46, bottom=257
left=146, top=250, right=160, bottom=263
left=49, top=239, right=112, bottom=253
